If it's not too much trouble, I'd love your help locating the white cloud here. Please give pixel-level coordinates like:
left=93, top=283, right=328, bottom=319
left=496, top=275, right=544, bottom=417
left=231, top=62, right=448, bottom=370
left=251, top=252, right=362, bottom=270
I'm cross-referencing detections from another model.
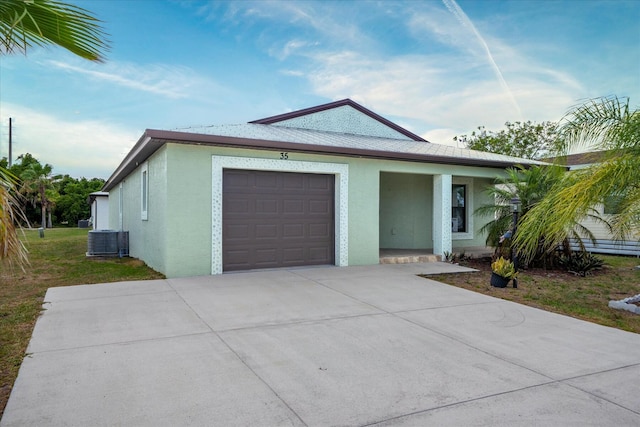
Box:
left=297, top=38, right=583, bottom=143
left=269, top=39, right=319, bottom=60
left=1, top=103, right=139, bottom=179
left=47, top=59, right=217, bottom=100
left=407, top=4, right=484, bottom=56
left=201, top=1, right=374, bottom=55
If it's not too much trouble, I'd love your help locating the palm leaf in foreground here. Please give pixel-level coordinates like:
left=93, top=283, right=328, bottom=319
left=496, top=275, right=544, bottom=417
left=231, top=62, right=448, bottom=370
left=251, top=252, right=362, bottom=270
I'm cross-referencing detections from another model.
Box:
left=0, top=167, right=28, bottom=271
left=0, top=0, right=108, bottom=61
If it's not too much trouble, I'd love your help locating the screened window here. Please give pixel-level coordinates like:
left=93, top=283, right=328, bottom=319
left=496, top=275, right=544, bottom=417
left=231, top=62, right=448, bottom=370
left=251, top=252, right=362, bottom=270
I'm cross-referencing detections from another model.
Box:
left=603, top=194, right=623, bottom=215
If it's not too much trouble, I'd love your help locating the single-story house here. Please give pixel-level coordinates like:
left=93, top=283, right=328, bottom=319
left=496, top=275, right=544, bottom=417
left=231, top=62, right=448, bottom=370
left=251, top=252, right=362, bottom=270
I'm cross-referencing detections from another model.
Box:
left=103, top=99, right=543, bottom=277
left=87, top=191, right=110, bottom=230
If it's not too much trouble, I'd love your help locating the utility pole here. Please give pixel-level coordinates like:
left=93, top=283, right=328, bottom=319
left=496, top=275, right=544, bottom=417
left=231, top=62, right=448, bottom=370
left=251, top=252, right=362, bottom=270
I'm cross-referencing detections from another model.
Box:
left=8, top=117, right=13, bottom=167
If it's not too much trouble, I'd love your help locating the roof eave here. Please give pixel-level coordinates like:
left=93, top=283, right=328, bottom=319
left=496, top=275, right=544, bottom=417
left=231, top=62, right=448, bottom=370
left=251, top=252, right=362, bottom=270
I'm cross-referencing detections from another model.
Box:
left=103, top=129, right=542, bottom=192
left=102, top=132, right=155, bottom=192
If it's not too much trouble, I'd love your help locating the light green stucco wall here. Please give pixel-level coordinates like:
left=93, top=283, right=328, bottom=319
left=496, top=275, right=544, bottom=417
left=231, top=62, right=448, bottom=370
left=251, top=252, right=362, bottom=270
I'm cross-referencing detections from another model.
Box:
left=109, top=146, right=168, bottom=274
left=163, top=144, right=214, bottom=277
left=380, top=173, right=433, bottom=249
left=111, top=142, right=508, bottom=277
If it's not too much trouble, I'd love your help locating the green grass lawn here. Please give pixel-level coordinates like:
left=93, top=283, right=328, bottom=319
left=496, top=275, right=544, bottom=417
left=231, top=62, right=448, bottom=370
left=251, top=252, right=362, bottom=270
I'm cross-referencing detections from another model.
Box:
left=0, top=228, right=164, bottom=417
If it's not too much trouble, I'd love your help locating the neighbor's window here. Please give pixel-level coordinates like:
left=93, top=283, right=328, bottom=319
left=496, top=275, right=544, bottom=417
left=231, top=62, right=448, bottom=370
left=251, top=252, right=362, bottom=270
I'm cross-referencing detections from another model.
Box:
left=141, top=162, right=148, bottom=220
left=603, top=194, right=623, bottom=215
left=452, top=184, right=466, bottom=233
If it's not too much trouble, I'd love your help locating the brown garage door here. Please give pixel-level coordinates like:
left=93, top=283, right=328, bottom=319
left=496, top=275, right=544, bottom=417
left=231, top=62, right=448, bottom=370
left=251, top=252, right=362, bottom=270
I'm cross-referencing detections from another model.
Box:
left=222, top=169, right=335, bottom=272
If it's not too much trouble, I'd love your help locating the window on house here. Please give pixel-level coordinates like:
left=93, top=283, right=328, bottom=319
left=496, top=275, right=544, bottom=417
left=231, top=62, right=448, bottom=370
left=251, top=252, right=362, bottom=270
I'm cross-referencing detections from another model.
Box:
left=119, top=182, right=124, bottom=229
left=141, top=163, right=148, bottom=220
left=452, top=184, right=466, bottom=233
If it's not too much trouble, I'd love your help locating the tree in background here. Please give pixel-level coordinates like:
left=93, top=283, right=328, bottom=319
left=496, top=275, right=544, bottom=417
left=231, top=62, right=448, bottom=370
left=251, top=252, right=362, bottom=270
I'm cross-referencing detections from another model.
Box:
left=8, top=155, right=104, bottom=227
left=0, top=0, right=107, bottom=267
left=19, top=160, right=59, bottom=229
left=454, top=121, right=563, bottom=160
left=55, top=176, right=104, bottom=225
left=515, top=96, right=640, bottom=263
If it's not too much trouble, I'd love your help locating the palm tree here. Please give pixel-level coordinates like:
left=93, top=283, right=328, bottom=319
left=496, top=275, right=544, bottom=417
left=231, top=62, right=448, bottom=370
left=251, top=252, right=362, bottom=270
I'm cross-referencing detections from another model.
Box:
left=19, top=162, right=57, bottom=228
left=476, top=166, right=562, bottom=245
left=0, top=0, right=107, bottom=267
left=476, top=164, right=602, bottom=266
left=515, top=96, right=640, bottom=263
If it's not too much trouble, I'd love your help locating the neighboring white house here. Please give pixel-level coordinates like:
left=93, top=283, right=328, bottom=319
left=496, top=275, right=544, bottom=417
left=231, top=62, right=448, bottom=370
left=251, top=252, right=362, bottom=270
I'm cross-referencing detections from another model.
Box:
left=88, top=191, right=109, bottom=230
left=563, top=152, right=640, bottom=256
left=102, top=99, right=545, bottom=277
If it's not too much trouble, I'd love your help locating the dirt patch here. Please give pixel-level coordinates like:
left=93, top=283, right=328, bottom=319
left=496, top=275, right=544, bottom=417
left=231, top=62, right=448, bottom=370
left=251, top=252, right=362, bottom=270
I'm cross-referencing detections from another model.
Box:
left=424, top=256, right=640, bottom=334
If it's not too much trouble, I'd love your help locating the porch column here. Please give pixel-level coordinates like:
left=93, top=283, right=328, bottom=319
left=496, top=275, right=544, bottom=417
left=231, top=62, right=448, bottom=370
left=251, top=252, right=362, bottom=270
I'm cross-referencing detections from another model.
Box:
left=433, top=174, right=452, bottom=256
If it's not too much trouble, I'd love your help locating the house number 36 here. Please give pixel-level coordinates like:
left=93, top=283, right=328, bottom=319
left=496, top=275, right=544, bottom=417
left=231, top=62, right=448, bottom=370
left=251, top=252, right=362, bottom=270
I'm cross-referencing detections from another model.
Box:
left=280, top=152, right=289, bottom=160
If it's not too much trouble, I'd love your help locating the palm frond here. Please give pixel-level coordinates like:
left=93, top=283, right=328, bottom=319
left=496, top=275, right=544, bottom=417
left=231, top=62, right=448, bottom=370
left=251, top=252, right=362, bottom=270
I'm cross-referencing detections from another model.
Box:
left=561, top=96, right=640, bottom=153
left=0, top=0, right=109, bottom=61
left=0, top=167, right=29, bottom=271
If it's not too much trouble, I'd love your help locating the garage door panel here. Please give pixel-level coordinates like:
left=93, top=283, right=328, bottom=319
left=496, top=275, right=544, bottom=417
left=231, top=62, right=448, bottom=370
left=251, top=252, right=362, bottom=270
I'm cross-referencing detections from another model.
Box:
left=223, top=169, right=334, bottom=271
left=283, top=199, right=304, bottom=214
left=224, top=171, right=251, bottom=188
left=255, top=172, right=278, bottom=189
left=308, top=175, right=331, bottom=190
left=255, top=224, right=278, bottom=239
left=224, top=249, right=251, bottom=268
left=225, top=224, right=251, bottom=240
left=225, top=199, right=251, bottom=215
left=309, top=199, right=331, bottom=214
left=282, top=247, right=305, bottom=263
left=309, top=246, right=331, bottom=261
left=283, top=223, right=304, bottom=238
left=282, top=174, right=305, bottom=190
left=309, top=223, right=331, bottom=238
left=255, top=248, right=278, bottom=263
left=256, top=199, right=279, bottom=214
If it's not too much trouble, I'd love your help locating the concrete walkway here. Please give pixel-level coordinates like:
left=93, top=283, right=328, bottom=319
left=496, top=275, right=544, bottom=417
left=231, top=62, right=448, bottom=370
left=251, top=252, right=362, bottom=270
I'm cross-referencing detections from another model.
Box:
left=2, top=263, right=640, bottom=426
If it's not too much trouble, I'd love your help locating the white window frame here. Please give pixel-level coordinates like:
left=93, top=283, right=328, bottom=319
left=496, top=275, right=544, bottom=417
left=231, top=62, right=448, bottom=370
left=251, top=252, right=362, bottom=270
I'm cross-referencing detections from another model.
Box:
left=141, top=162, right=149, bottom=221
left=452, top=177, right=474, bottom=240
left=119, top=182, right=124, bottom=229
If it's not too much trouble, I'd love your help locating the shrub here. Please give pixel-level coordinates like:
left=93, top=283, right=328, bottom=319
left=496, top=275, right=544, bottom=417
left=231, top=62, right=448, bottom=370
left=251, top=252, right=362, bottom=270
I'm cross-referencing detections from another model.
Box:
left=558, top=252, right=604, bottom=277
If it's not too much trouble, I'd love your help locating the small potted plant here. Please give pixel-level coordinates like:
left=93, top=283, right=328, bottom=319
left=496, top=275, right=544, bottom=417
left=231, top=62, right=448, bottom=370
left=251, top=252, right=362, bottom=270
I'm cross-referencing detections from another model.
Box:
left=490, top=256, right=517, bottom=288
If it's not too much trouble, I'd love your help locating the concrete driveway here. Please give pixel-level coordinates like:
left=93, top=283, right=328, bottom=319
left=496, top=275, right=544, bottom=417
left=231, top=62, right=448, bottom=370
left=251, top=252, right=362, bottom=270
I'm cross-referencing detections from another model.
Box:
left=2, top=263, right=640, bottom=426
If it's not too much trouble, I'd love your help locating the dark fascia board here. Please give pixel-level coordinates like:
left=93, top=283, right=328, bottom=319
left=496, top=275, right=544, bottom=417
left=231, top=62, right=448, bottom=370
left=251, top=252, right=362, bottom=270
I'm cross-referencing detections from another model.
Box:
left=103, top=128, right=540, bottom=191
left=249, top=98, right=428, bottom=142
left=103, top=130, right=157, bottom=192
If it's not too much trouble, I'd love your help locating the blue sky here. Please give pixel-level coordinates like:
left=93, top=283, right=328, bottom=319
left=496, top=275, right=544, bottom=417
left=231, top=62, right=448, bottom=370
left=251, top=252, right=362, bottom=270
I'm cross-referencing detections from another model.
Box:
left=1, top=0, right=638, bottom=179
